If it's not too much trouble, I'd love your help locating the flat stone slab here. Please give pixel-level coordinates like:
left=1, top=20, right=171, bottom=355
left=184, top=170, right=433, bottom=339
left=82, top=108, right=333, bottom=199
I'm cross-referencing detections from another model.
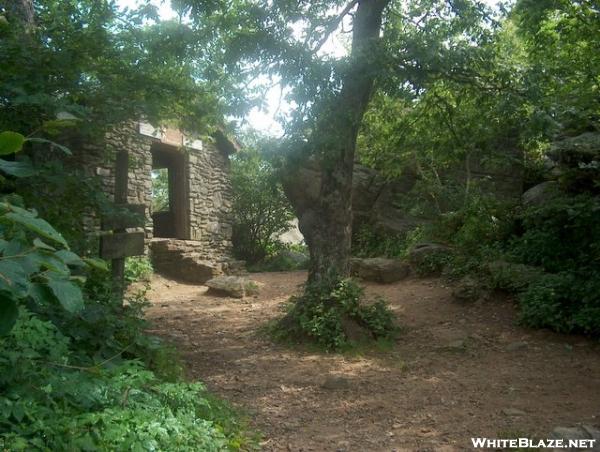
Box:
left=350, top=257, right=410, bottom=283
left=205, top=276, right=259, bottom=298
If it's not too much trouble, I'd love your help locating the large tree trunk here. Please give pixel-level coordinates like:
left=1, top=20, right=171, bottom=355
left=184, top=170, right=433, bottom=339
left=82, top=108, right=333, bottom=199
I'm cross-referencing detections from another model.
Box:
left=4, top=0, right=36, bottom=27
left=283, top=0, right=389, bottom=284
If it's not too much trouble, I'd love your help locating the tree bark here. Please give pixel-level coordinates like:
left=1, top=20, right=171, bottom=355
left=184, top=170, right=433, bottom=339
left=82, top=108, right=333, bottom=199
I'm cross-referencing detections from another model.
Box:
left=283, top=0, right=390, bottom=284
left=4, top=0, right=36, bottom=28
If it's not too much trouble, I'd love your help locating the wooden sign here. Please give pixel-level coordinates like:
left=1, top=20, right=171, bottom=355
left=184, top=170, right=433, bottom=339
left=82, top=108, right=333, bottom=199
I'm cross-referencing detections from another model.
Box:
left=100, top=232, right=145, bottom=260
left=101, top=204, right=145, bottom=231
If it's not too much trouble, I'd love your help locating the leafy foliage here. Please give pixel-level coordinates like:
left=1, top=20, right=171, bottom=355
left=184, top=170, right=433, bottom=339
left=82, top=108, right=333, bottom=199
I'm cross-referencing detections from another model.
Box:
left=151, top=168, right=170, bottom=213
left=125, top=256, right=154, bottom=284
left=272, top=277, right=398, bottom=351
left=0, top=0, right=237, bottom=139
left=507, top=193, right=600, bottom=333
left=0, top=309, right=251, bottom=451
left=352, top=223, right=408, bottom=259
left=231, top=144, right=294, bottom=264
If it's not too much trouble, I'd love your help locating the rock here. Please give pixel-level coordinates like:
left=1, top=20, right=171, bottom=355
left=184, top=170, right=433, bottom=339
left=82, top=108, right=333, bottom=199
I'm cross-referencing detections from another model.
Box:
left=205, top=276, right=260, bottom=298
left=549, top=425, right=600, bottom=451
left=551, top=426, right=589, bottom=441
left=407, top=243, right=452, bottom=275
left=522, top=181, right=560, bottom=207
left=549, top=132, right=600, bottom=165
left=341, top=316, right=373, bottom=343
left=451, top=276, right=482, bottom=303
left=372, top=215, right=423, bottom=237
left=445, top=339, right=466, bottom=351
left=506, top=341, right=528, bottom=352
left=349, top=257, right=410, bottom=283
left=321, top=376, right=350, bottom=390
left=502, top=408, right=527, bottom=417
left=275, top=218, right=305, bottom=245
left=352, top=164, right=424, bottom=237
left=150, top=239, right=223, bottom=284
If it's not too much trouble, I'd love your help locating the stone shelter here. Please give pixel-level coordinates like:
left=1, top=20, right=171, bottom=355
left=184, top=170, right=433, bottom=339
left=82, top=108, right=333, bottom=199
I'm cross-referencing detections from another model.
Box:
left=75, top=121, right=241, bottom=283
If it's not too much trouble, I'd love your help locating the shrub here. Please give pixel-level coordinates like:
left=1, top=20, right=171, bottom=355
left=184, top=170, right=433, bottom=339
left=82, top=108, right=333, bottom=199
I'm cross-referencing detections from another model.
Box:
left=519, top=271, right=600, bottom=335
left=125, top=256, right=154, bottom=284
left=0, top=309, right=250, bottom=451
left=508, top=193, right=600, bottom=273
left=248, top=244, right=309, bottom=272
left=272, top=277, right=398, bottom=350
left=230, top=146, right=294, bottom=264
left=352, top=223, right=407, bottom=258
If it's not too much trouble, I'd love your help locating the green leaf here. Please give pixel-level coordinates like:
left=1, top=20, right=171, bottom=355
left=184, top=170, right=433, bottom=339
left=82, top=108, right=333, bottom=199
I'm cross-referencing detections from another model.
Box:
left=36, top=255, right=69, bottom=275
left=0, top=297, right=18, bottom=335
left=0, top=260, right=30, bottom=297
left=83, top=257, right=109, bottom=272
left=4, top=207, right=68, bottom=248
left=28, top=283, right=55, bottom=305
left=0, top=158, right=36, bottom=177
left=0, top=132, right=25, bottom=155
left=26, top=137, right=72, bottom=155
left=56, top=249, right=85, bottom=267
left=47, top=279, right=84, bottom=313
left=33, top=238, right=56, bottom=251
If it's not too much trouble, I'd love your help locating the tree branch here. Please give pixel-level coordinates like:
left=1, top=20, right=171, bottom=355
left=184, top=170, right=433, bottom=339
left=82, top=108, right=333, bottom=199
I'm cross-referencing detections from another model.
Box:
left=311, top=0, right=359, bottom=54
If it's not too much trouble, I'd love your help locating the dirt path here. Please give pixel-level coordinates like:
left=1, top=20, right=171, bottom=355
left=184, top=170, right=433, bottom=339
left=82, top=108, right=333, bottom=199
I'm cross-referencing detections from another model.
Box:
left=145, top=272, right=600, bottom=451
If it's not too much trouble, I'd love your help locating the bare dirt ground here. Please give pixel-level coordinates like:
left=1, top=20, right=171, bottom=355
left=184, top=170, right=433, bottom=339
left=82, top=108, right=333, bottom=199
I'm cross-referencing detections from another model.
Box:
left=145, top=272, right=600, bottom=451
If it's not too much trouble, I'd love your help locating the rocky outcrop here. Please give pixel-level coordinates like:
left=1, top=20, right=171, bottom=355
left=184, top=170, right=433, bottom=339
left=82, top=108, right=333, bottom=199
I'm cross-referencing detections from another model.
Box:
left=205, top=275, right=259, bottom=298
left=350, top=257, right=410, bottom=283
left=352, top=164, right=421, bottom=237
left=522, top=181, right=560, bottom=207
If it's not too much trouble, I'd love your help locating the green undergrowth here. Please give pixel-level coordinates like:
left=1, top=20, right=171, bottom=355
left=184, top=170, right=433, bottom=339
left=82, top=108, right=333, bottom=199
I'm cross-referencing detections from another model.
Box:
left=268, top=276, right=399, bottom=352
left=125, top=256, right=154, bottom=284
left=0, top=307, right=258, bottom=451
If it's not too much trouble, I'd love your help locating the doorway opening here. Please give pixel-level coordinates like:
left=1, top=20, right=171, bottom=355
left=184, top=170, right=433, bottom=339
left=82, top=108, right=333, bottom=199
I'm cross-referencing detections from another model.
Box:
left=150, top=143, right=188, bottom=239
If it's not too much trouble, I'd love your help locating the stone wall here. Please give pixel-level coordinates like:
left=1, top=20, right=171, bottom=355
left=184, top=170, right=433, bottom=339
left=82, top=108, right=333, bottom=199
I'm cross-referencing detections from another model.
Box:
left=186, top=140, right=234, bottom=263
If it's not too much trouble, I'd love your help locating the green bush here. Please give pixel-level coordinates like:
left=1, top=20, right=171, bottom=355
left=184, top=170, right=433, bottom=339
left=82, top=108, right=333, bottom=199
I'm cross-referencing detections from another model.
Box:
left=248, top=244, right=309, bottom=272
left=519, top=272, right=600, bottom=335
left=231, top=145, right=294, bottom=264
left=508, top=193, right=600, bottom=273
left=352, top=223, right=407, bottom=258
left=272, top=277, right=398, bottom=350
left=125, top=256, right=154, bottom=284
left=0, top=309, right=250, bottom=451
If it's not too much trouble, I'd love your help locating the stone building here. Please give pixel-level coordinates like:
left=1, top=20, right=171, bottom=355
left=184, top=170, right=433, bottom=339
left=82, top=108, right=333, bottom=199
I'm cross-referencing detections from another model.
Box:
left=75, top=122, right=240, bottom=283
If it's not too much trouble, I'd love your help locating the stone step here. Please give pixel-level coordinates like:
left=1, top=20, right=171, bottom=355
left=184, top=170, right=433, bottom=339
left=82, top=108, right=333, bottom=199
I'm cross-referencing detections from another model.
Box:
left=149, top=238, right=246, bottom=283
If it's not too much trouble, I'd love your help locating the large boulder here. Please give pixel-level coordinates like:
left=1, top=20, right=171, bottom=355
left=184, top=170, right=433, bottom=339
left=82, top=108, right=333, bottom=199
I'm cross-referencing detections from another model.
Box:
left=407, top=243, right=452, bottom=275
left=522, top=181, right=560, bottom=207
left=205, top=276, right=260, bottom=298
left=350, top=257, right=410, bottom=283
